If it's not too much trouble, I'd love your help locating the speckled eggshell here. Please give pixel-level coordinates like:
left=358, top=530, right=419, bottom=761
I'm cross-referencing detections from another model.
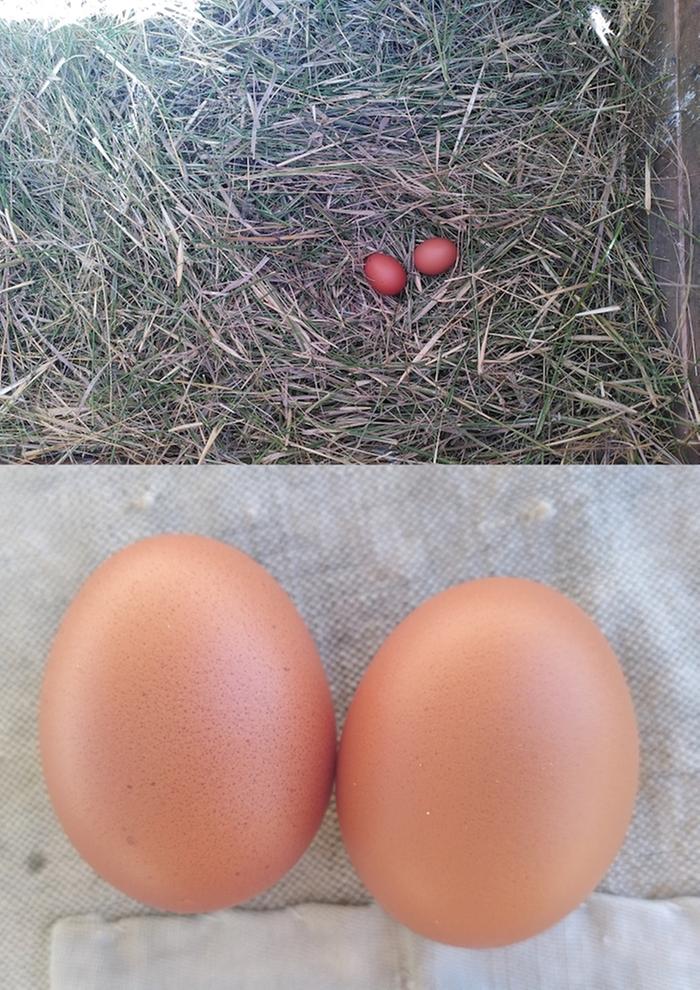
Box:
left=337, top=577, right=639, bottom=947
left=39, top=534, right=336, bottom=913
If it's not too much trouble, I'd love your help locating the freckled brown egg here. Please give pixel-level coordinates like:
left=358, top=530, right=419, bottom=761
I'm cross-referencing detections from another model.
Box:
left=363, top=252, right=407, bottom=296
left=337, top=577, right=639, bottom=947
left=413, top=237, right=458, bottom=275
left=39, top=534, right=336, bottom=913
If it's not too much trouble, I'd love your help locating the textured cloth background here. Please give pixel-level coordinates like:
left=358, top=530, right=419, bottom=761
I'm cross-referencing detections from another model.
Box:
left=2, top=465, right=700, bottom=989
left=50, top=897, right=700, bottom=990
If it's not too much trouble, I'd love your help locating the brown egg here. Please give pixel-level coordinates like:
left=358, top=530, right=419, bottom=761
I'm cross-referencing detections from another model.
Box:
left=40, top=534, right=336, bottom=913
left=413, top=237, right=458, bottom=275
left=363, top=252, right=407, bottom=296
left=337, top=577, right=638, bottom=947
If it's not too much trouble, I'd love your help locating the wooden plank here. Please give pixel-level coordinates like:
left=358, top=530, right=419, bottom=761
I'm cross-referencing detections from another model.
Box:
left=650, top=0, right=700, bottom=459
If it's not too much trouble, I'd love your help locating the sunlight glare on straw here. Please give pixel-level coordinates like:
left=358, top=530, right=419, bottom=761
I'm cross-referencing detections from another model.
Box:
left=0, top=0, right=199, bottom=24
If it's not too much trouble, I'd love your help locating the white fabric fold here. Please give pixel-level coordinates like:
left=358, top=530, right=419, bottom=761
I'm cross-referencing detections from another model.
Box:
left=51, top=895, right=700, bottom=989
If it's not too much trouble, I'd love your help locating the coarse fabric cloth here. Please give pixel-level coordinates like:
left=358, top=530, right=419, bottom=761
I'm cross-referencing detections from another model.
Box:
left=1, top=466, right=699, bottom=989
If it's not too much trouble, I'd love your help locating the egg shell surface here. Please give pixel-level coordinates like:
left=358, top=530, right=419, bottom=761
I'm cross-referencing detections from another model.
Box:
left=363, top=252, right=407, bottom=296
left=337, top=577, right=639, bottom=947
left=40, top=534, right=336, bottom=913
left=413, top=237, right=458, bottom=275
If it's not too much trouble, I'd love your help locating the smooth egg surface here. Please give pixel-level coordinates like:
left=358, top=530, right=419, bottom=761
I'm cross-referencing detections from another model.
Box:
left=363, top=252, right=407, bottom=296
left=40, top=534, right=336, bottom=913
left=337, top=577, right=638, bottom=947
left=413, top=237, right=458, bottom=275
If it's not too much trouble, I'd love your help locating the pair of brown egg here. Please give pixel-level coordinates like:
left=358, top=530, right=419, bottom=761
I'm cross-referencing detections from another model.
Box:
left=40, top=535, right=638, bottom=948
left=364, top=236, right=458, bottom=296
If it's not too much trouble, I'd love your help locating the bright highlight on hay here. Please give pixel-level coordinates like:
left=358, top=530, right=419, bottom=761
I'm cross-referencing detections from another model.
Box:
left=589, top=5, right=613, bottom=51
left=0, top=0, right=198, bottom=23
